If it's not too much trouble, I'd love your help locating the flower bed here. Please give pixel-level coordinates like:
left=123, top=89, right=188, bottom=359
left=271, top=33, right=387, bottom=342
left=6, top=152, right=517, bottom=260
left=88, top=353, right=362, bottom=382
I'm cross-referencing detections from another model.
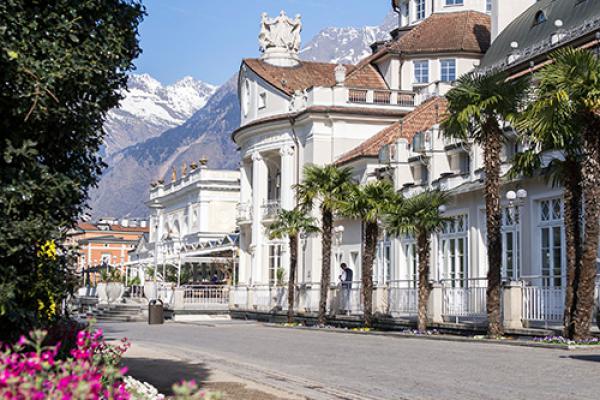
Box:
left=532, top=335, right=600, bottom=346
left=0, top=325, right=220, bottom=399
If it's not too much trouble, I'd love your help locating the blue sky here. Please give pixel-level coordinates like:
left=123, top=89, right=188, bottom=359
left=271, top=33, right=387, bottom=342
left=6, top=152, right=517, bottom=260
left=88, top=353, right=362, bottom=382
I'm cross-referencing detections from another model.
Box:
left=135, top=0, right=391, bottom=86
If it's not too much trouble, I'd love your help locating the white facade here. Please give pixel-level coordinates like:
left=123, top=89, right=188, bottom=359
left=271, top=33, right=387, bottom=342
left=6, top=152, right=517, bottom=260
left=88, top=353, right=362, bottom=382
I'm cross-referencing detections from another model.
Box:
left=143, top=166, right=240, bottom=271
left=394, top=0, right=490, bottom=27
left=234, top=7, right=490, bottom=290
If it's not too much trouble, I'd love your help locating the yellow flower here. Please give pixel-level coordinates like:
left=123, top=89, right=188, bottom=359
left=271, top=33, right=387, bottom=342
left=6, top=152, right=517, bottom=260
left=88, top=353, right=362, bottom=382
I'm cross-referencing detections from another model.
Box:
left=38, top=300, right=45, bottom=311
left=37, top=240, right=57, bottom=260
left=47, top=296, right=56, bottom=317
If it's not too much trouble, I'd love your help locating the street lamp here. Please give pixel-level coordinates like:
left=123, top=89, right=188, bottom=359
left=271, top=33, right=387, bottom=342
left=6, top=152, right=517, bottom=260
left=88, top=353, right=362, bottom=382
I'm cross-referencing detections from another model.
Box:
left=505, top=189, right=527, bottom=281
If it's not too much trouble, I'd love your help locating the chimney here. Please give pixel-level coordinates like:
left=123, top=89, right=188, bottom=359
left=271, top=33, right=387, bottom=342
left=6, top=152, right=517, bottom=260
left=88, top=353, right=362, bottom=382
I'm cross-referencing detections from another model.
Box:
left=370, top=41, right=387, bottom=54
left=492, top=0, right=537, bottom=42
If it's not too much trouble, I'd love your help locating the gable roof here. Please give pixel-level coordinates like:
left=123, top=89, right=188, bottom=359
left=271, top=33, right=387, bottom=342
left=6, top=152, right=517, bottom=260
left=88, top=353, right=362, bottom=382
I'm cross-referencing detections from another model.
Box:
left=242, top=59, right=388, bottom=96
left=337, top=96, right=448, bottom=165
left=364, top=11, right=490, bottom=66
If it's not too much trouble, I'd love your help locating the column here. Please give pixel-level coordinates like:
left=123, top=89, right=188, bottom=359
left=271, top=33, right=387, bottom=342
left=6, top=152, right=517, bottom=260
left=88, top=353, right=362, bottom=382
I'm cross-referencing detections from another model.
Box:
left=251, top=151, right=267, bottom=284
left=279, top=145, right=295, bottom=278
left=240, top=160, right=252, bottom=205
left=279, top=145, right=295, bottom=210
left=186, top=202, right=193, bottom=232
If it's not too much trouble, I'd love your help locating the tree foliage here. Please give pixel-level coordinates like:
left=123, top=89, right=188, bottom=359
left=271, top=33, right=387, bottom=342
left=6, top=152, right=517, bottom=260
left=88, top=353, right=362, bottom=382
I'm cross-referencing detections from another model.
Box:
left=0, top=0, right=144, bottom=340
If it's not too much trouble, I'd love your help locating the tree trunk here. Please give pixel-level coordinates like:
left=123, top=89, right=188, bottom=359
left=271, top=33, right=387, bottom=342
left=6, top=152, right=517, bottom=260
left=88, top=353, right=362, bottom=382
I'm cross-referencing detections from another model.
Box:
left=362, top=222, right=378, bottom=328
left=483, top=121, right=504, bottom=337
left=573, top=122, right=600, bottom=340
left=318, top=208, right=333, bottom=325
left=562, top=160, right=583, bottom=339
left=287, top=234, right=298, bottom=324
left=417, top=230, right=432, bottom=332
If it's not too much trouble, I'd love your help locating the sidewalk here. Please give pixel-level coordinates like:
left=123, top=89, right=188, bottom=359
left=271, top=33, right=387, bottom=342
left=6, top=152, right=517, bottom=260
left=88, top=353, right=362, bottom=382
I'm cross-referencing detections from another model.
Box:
left=122, top=342, right=302, bottom=400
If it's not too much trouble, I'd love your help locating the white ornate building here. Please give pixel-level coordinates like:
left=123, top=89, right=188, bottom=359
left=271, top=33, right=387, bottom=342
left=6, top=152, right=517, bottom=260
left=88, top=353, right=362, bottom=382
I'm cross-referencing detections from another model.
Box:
left=230, top=1, right=600, bottom=328
left=128, top=163, right=240, bottom=286
left=233, top=4, right=491, bottom=290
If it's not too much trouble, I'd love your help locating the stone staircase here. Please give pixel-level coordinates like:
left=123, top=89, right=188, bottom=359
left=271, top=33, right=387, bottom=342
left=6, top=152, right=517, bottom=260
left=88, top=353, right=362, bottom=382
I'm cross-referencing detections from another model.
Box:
left=87, top=303, right=146, bottom=323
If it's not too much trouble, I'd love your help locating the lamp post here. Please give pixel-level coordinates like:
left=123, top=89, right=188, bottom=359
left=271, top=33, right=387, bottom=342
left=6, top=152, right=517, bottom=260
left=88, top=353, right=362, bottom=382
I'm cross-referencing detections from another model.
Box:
left=148, top=202, right=164, bottom=300
left=505, top=189, right=527, bottom=281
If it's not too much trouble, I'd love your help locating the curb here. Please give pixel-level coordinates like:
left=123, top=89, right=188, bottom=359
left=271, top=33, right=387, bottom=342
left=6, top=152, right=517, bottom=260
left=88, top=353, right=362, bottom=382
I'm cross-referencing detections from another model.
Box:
left=262, top=323, right=600, bottom=351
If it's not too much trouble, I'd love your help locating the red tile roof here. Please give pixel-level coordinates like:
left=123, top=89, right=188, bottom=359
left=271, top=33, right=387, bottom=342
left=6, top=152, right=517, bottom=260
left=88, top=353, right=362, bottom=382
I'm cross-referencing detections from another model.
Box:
left=365, top=11, right=490, bottom=64
left=242, top=59, right=387, bottom=96
left=337, top=97, right=448, bottom=165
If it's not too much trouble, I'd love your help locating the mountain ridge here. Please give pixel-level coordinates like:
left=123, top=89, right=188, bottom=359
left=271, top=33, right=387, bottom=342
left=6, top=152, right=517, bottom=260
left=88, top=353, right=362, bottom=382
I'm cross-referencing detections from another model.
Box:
left=89, top=11, right=398, bottom=218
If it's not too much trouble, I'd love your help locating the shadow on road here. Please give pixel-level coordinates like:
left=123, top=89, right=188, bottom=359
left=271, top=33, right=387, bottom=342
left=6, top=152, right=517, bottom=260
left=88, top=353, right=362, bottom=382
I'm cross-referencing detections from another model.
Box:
left=566, top=354, right=600, bottom=363
left=123, top=357, right=211, bottom=395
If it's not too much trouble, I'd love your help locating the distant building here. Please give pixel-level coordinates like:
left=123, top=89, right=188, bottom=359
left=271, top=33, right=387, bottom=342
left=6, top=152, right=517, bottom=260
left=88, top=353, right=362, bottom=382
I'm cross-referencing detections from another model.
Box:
left=127, top=163, right=241, bottom=285
left=66, top=219, right=149, bottom=272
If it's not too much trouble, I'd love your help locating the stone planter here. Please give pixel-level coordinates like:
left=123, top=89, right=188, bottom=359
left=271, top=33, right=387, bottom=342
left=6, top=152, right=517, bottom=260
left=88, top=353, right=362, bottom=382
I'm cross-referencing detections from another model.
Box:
left=105, top=282, right=124, bottom=304
left=97, top=283, right=108, bottom=304
left=144, top=281, right=157, bottom=300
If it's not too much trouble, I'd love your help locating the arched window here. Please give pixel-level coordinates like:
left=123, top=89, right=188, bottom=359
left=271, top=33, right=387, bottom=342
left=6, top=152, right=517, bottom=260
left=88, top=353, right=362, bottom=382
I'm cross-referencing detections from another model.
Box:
left=533, top=10, right=546, bottom=26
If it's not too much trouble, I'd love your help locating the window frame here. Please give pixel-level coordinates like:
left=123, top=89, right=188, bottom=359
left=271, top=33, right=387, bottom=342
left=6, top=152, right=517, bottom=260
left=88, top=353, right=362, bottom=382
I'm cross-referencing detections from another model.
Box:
left=413, top=60, right=429, bottom=84
left=440, top=59, right=457, bottom=82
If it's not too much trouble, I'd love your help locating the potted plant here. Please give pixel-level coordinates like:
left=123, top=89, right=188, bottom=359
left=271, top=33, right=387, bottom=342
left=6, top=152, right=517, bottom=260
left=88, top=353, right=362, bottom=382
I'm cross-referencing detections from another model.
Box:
left=103, top=269, right=124, bottom=305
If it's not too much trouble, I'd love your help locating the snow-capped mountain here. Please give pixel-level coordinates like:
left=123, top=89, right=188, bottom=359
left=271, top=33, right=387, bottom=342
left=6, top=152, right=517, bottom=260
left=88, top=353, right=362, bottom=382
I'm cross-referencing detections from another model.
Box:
left=89, top=11, right=400, bottom=218
left=300, top=11, right=397, bottom=64
left=103, top=74, right=216, bottom=155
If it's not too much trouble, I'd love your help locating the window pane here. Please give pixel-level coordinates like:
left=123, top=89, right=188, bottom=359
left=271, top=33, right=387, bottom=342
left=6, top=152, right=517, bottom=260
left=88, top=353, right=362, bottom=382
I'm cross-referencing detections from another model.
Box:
left=552, top=227, right=562, bottom=287
left=541, top=228, right=550, bottom=282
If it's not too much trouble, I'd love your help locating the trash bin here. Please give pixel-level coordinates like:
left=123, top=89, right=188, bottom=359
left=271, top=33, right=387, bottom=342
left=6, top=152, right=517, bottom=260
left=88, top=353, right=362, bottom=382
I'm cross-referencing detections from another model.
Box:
left=148, top=299, right=164, bottom=325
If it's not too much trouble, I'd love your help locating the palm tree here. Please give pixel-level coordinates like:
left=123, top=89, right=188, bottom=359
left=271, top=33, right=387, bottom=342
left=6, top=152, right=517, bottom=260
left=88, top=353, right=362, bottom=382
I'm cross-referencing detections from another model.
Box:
left=517, top=48, right=600, bottom=340
left=385, top=190, right=450, bottom=332
left=296, top=164, right=355, bottom=325
left=269, top=209, right=319, bottom=323
left=442, top=71, right=528, bottom=337
left=511, top=87, right=584, bottom=339
left=339, top=180, right=396, bottom=327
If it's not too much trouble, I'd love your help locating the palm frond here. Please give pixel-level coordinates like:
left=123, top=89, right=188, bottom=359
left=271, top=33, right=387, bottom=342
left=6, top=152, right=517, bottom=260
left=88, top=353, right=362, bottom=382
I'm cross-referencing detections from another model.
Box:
left=268, top=208, right=319, bottom=240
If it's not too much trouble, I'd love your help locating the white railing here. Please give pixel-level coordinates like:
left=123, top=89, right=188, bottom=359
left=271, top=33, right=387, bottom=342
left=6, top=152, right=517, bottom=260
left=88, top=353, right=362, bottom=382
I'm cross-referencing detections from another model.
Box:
left=442, top=279, right=487, bottom=319
left=522, top=286, right=565, bottom=323
left=231, top=286, right=248, bottom=307
left=253, top=285, right=273, bottom=309
left=296, top=283, right=321, bottom=312
left=128, top=285, right=144, bottom=299
left=332, top=281, right=363, bottom=315
left=273, top=287, right=288, bottom=310
left=157, top=286, right=174, bottom=304
left=388, top=280, right=418, bottom=315
left=262, top=200, right=281, bottom=220
left=347, top=88, right=415, bottom=108
left=183, top=286, right=229, bottom=305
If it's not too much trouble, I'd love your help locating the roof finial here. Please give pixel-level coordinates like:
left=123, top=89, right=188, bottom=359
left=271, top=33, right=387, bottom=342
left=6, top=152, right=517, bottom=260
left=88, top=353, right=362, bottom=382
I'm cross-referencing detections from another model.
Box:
left=259, top=11, right=302, bottom=67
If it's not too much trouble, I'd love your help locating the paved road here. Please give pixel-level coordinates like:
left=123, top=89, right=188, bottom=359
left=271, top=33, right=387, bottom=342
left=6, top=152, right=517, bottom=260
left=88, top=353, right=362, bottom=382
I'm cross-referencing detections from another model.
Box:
left=102, top=321, right=600, bottom=400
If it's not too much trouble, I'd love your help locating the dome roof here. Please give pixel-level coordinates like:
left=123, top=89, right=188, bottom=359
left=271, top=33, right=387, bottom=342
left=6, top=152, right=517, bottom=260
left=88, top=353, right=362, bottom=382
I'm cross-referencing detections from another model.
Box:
left=480, top=0, right=600, bottom=71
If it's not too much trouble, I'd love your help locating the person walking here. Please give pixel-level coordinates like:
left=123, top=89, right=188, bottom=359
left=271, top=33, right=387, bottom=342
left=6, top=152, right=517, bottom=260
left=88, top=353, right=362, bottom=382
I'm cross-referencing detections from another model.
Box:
left=339, top=263, right=353, bottom=315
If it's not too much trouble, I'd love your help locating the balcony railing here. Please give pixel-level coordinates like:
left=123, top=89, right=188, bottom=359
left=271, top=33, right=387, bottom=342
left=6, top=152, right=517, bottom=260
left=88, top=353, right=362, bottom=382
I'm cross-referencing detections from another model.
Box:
left=347, top=88, right=415, bottom=108
left=262, top=200, right=281, bottom=220
left=237, top=202, right=252, bottom=223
